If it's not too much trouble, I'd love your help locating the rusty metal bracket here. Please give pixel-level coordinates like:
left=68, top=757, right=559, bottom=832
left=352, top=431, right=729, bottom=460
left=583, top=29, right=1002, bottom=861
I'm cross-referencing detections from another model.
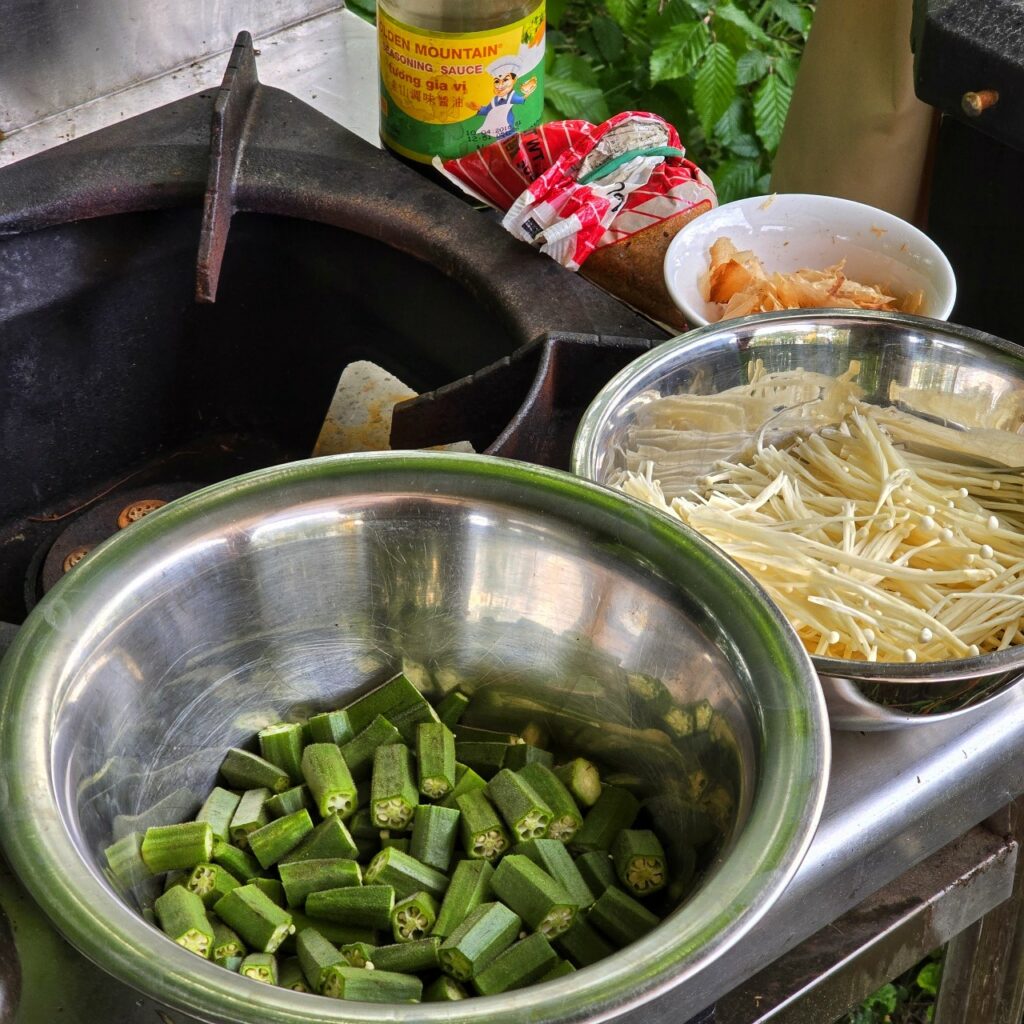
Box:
left=195, top=31, right=260, bottom=303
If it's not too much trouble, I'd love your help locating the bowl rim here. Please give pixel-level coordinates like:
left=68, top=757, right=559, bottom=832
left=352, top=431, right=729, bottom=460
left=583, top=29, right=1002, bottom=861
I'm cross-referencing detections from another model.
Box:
left=662, top=192, right=958, bottom=327
left=571, top=308, right=1024, bottom=685
left=0, top=450, right=829, bottom=1024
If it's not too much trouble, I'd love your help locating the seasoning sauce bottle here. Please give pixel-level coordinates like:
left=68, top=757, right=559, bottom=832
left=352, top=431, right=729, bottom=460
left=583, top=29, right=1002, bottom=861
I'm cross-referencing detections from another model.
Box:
left=377, top=0, right=545, bottom=165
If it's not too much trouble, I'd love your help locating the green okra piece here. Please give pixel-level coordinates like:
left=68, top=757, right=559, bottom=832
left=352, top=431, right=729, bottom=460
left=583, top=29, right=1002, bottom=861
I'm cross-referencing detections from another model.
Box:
left=240, top=952, right=278, bottom=984
left=211, top=919, right=246, bottom=963
left=491, top=854, right=577, bottom=939
left=321, top=965, right=423, bottom=1003
left=440, top=762, right=488, bottom=809
left=554, top=918, right=615, bottom=967
left=214, top=884, right=295, bottom=953
left=258, top=723, right=306, bottom=784
left=501, top=744, right=554, bottom=771
left=296, top=927, right=344, bottom=992
left=104, top=831, right=151, bottom=889
left=349, top=807, right=378, bottom=839
left=416, top=721, right=457, bottom=799
left=572, top=785, right=640, bottom=853
left=380, top=833, right=409, bottom=853
left=587, top=886, right=660, bottom=948
left=339, top=715, right=402, bottom=778
left=423, top=974, right=468, bottom=1001
left=229, top=788, right=272, bottom=849
left=456, top=789, right=510, bottom=861
left=370, top=743, right=418, bottom=830
left=220, top=748, right=291, bottom=794
left=553, top=758, right=602, bottom=808
left=278, top=956, right=310, bottom=992
left=574, top=851, right=618, bottom=896
left=666, top=844, right=697, bottom=905
left=219, top=954, right=244, bottom=973
left=513, top=839, right=594, bottom=910
left=409, top=804, right=460, bottom=873
left=196, top=788, right=242, bottom=843
left=472, top=932, right=559, bottom=995
left=661, top=704, right=696, bottom=739
left=702, top=783, right=736, bottom=833
left=154, top=886, right=214, bottom=958
left=141, top=822, right=214, bottom=874
left=486, top=768, right=552, bottom=841
left=248, top=809, right=314, bottom=869
left=539, top=958, right=575, bottom=981
left=643, top=794, right=717, bottom=848
left=252, top=877, right=286, bottom=906
left=364, top=846, right=449, bottom=901
left=370, top=936, right=442, bottom=973
left=265, top=785, right=312, bottom=820
left=432, top=859, right=493, bottom=938
left=279, top=857, right=362, bottom=908
left=517, top=763, right=584, bottom=843
left=456, top=741, right=511, bottom=780
left=435, top=691, right=470, bottom=728
left=163, top=870, right=187, bottom=892
left=307, top=709, right=354, bottom=746
left=306, top=885, right=396, bottom=931
left=279, top=812, right=358, bottom=864
left=438, top=901, right=521, bottom=981
left=391, top=891, right=439, bottom=942
left=627, top=672, right=673, bottom=718
left=301, top=743, right=357, bottom=819
left=340, top=941, right=377, bottom=967
left=185, top=862, right=241, bottom=908
left=345, top=673, right=428, bottom=733
left=285, top=911, right=376, bottom=952
left=612, top=829, right=668, bottom=896
left=453, top=725, right=524, bottom=744
left=212, top=840, right=262, bottom=882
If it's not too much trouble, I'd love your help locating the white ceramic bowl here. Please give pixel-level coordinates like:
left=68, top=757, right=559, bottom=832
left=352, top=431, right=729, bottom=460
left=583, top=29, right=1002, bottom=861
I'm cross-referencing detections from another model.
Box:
left=664, top=193, right=957, bottom=327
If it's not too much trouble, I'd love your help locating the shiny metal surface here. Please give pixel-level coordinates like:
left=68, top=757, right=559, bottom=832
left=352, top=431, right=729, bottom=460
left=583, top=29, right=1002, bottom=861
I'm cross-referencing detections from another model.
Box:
left=0, top=452, right=828, bottom=1024
left=572, top=309, right=1024, bottom=728
left=0, top=0, right=340, bottom=135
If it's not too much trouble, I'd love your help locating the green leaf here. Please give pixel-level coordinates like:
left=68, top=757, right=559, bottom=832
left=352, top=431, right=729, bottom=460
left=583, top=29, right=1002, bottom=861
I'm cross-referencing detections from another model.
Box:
left=552, top=52, right=601, bottom=87
left=713, top=4, right=771, bottom=44
left=916, top=960, right=942, bottom=996
left=547, top=0, right=570, bottom=29
left=345, top=0, right=377, bottom=23
left=775, top=56, right=801, bottom=87
left=866, top=983, right=899, bottom=1014
left=649, top=20, right=711, bottom=83
left=769, top=0, right=813, bottom=36
left=715, top=99, right=761, bottom=158
left=545, top=75, right=611, bottom=123
left=736, top=49, right=772, bottom=86
left=753, top=72, right=792, bottom=152
left=694, top=41, right=737, bottom=136
left=605, top=0, right=645, bottom=30
left=713, top=156, right=761, bottom=203
left=591, top=15, right=626, bottom=63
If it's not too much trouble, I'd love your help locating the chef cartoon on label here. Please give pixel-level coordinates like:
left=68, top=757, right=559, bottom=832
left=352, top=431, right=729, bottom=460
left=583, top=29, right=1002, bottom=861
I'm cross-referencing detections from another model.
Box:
left=470, top=56, right=538, bottom=140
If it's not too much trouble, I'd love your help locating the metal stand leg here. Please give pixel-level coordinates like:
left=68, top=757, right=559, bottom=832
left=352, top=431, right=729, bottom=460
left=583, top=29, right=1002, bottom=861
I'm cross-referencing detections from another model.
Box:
left=934, top=799, right=1024, bottom=1024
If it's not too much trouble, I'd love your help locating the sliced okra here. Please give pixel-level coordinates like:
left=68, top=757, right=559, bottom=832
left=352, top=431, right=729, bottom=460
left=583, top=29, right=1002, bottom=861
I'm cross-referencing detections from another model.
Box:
left=296, top=927, right=344, bottom=993
left=211, top=919, right=245, bottom=964
left=611, top=829, right=668, bottom=896
left=702, top=783, right=736, bottom=833
left=571, top=785, right=639, bottom=853
left=574, top=850, right=618, bottom=896
left=321, top=965, right=422, bottom=1003
left=212, top=839, right=262, bottom=882
left=195, top=788, right=241, bottom=844
left=409, top=804, right=460, bottom=873
left=279, top=812, right=358, bottom=865
left=363, top=846, right=449, bottom=901
left=247, top=809, right=314, bottom=869
left=472, top=932, right=558, bottom=996
left=286, top=911, right=376, bottom=952
left=339, top=715, right=402, bottom=779
left=435, top=691, right=470, bottom=728
left=491, top=854, right=577, bottom=939
left=278, top=857, right=361, bottom=908
left=278, top=956, right=310, bottom=992
left=229, top=788, right=272, bottom=849
left=517, top=763, right=583, bottom=843
left=370, top=936, right=442, bottom=973
left=587, top=886, right=661, bottom=947
left=456, top=789, right=509, bottom=861
left=340, top=940, right=376, bottom=967
left=240, top=952, right=278, bottom=984
left=416, top=721, right=457, bottom=798
left=627, top=673, right=673, bottom=718
left=513, top=839, right=594, bottom=910
left=154, top=886, right=214, bottom=958
left=218, top=954, right=244, bottom=973
left=370, top=743, right=418, bottom=830
left=104, top=831, right=151, bottom=889
left=219, top=748, right=291, bottom=794
left=306, top=885, right=396, bottom=931
left=345, top=673, right=429, bottom=736
left=438, top=901, right=521, bottom=982
left=213, top=884, right=294, bottom=953
left=163, top=870, right=187, bottom=892
left=455, top=741, right=512, bottom=780
left=423, top=974, right=468, bottom=1001
left=258, top=723, right=305, bottom=784
left=453, top=725, right=524, bottom=745
left=307, top=708, right=354, bottom=746
left=554, top=917, right=615, bottom=967
left=486, top=768, right=552, bottom=841
left=141, top=821, right=214, bottom=875
left=391, top=891, right=439, bottom=942
left=432, top=859, right=493, bottom=938
left=380, top=834, right=409, bottom=853
left=539, top=958, right=575, bottom=981
left=185, top=862, right=241, bottom=908
left=252, top=877, right=286, bottom=906
left=264, top=785, right=312, bottom=821
left=552, top=758, right=602, bottom=808
left=501, top=744, right=554, bottom=771
left=301, top=743, right=357, bottom=819
left=439, top=763, right=488, bottom=809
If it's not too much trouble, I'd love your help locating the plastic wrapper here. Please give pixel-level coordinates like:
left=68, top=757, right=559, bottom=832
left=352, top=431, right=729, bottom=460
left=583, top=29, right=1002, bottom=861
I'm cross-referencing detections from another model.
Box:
left=438, top=111, right=717, bottom=327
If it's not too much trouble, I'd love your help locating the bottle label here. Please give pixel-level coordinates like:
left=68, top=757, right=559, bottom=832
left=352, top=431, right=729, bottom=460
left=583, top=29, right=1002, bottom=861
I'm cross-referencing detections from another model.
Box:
left=378, top=5, right=545, bottom=163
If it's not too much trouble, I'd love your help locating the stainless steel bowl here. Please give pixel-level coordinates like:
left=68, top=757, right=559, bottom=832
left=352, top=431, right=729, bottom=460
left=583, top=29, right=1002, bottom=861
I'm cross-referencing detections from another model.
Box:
left=572, top=309, right=1024, bottom=730
left=0, top=452, right=828, bottom=1024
